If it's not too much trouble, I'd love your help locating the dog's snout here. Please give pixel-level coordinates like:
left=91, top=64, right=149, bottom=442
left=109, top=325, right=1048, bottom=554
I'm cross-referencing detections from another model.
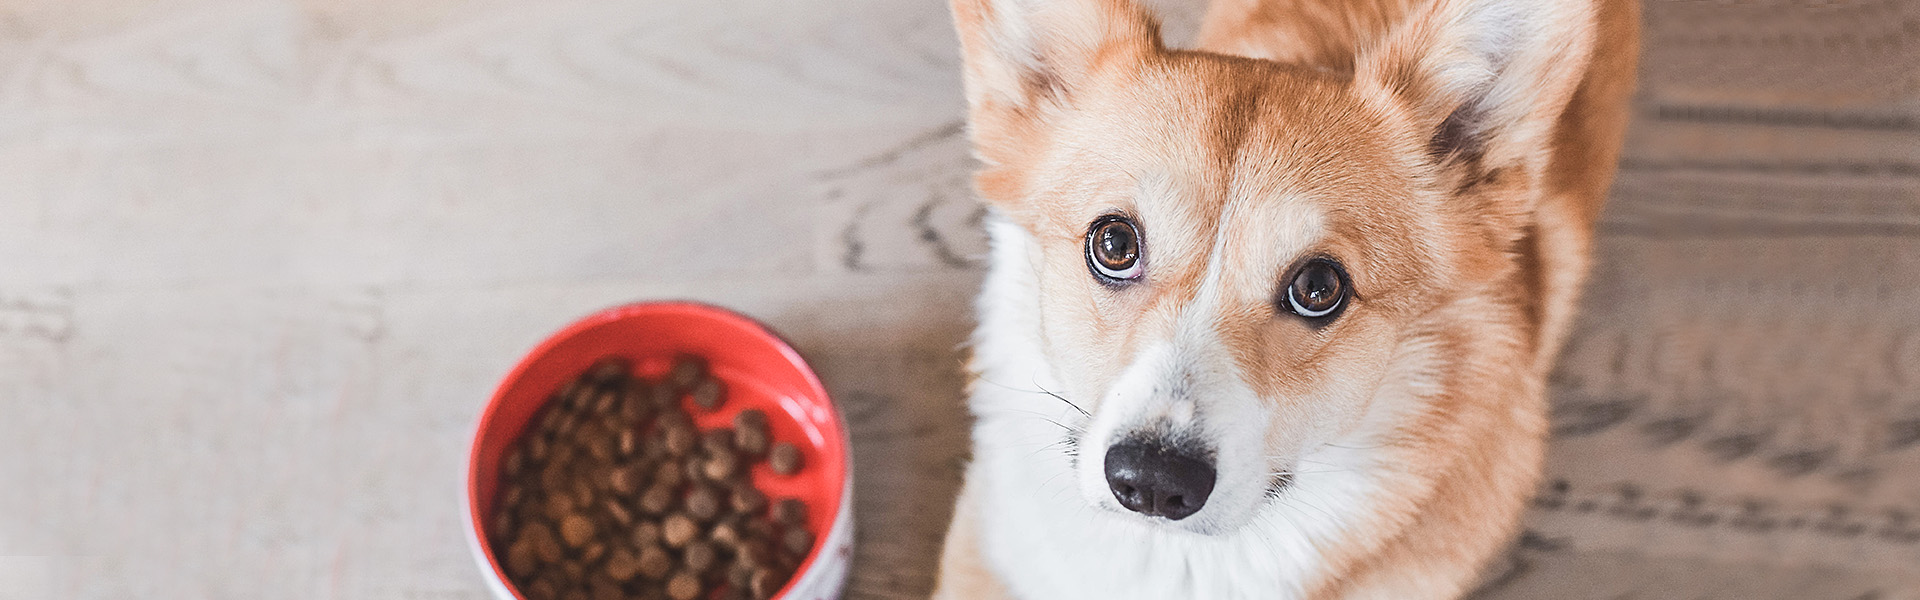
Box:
left=1103, top=440, right=1216, bottom=520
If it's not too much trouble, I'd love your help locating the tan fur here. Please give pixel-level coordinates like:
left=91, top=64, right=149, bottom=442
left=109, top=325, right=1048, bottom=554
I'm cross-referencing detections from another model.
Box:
left=937, top=0, right=1637, bottom=596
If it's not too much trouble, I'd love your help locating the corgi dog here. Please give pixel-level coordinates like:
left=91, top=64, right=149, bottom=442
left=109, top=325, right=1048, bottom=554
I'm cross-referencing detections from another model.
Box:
left=933, top=0, right=1637, bottom=597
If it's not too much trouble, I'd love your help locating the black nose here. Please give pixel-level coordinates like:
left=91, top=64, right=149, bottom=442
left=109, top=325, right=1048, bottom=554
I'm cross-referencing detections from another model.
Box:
left=1104, top=440, right=1216, bottom=520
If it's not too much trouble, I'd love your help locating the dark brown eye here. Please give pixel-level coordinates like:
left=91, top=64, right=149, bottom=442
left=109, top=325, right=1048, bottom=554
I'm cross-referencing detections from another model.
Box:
left=1284, top=258, right=1349, bottom=320
left=1086, top=216, right=1143, bottom=282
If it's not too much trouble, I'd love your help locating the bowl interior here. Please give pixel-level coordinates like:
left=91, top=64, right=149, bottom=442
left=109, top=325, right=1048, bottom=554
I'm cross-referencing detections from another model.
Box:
left=468, top=302, right=847, bottom=598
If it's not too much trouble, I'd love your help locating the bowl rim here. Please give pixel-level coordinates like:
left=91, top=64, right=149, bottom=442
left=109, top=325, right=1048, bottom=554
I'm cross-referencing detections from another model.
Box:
left=463, top=300, right=849, bottom=599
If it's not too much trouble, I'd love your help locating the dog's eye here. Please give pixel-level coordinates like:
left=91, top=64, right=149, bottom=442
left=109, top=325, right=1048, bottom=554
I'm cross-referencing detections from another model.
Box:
left=1284, top=258, right=1350, bottom=320
left=1085, top=216, right=1143, bottom=283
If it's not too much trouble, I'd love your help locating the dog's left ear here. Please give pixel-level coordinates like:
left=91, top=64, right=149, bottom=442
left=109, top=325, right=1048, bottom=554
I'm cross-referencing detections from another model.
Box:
left=1357, top=0, right=1597, bottom=180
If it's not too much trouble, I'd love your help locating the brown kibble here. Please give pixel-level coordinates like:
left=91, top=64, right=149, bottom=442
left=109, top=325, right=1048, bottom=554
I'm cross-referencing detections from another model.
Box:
left=637, top=544, right=673, bottom=579
left=501, top=483, right=526, bottom=507
left=639, top=484, right=676, bottom=516
left=730, top=484, right=767, bottom=515
left=566, top=581, right=597, bottom=600
left=663, top=514, right=700, bottom=548
left=657, top=408, right=693, bottom=429
left=703, top=451, right=740, bottom=482
left=727, top=562, right=754, bottom=589
left=489, top=510, right=515, bottom=542
left=523, top=522, right=564, bottom=563
left=526, top=578, right=559, bottom=600
left=566, top=379, right=596, bottom=412
left=504, top=444, right=530, bottom=477
left=668, top=355, right=706, bottom=389
left=700, top=429, right=734, bottom=455
left=652, top=460, right=685, bottom=490
left=587, top=356, right=631, bottom=385
left=587, top=433, right=617, bottom=462
left=591, top=388, right=619, bottom=415
left=769, top=442, right=802, bottom=475
left=621, top=380, right=656, bottom=423
left=666, top=571, right=703, bottom=600
left=686, top=484, right=723, bottom=522
left=617, top=428, right=638, bottom=457
left=733, top=418, right=770, bottom=458
left=575, top=582, right=606, bottom=600
left=540, top=400, right=568, bottom=433
left=732, top=408, right=768, bottom=428
left=709, top=519, right=743, bottom=548
left=664, top=422, right=697, bottom=457
left=560, top=514, right=597, bottom=548
left=648, top=383, right=680, bottom=410
left=642, top=434, right=670, bottom=461
left=690, top=377, right=725, bottom=411
left=506, top=538, right=539, bottom=578
left=631, top=519, right=662, bottom=547
left=603, top=499, right=634, bottom=527
left=604, top=548, right=642, bottom=581
left=555, top=411, right=583, bottom=438
left=749, top=567, right=786, bottom=599
left=540, top=466, right=570, bottom=499
left=572, top=478, right=597, bottom=509
left=588, top=577, right=624, bottom=600
left=732, top=539, right=772, bottom=570
left=495, top=353, right=835, bottom=599
left=682, top=540, right=718, bottom=573
left=682, top=457, right=708, bottom=484
left=548, top=442, right=579, bottom=471
left=742, top=517, right=775, bottom=541
left=513, top=496, right=544, bottom=527
left=771, top=498, right=807, bottom=526
left=607, top=463, right=644, bottom=497
left=528, top=434, right=551, bottom=462
left=782, top=527, right=814, bottom=558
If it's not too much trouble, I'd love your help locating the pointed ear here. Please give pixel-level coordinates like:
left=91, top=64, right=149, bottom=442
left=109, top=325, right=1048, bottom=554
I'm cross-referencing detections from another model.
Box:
left=950, top=0, right=1161, bottom=157
left=1357, top=0, right=1596, bottom=172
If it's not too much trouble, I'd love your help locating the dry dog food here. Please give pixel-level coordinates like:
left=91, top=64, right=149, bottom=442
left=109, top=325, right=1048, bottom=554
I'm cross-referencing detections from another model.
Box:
left=491, top=355, right=814, bottom=600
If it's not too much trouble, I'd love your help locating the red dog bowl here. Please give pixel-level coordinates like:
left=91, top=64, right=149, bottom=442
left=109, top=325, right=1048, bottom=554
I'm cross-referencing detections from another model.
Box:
left=465, top=302, right=853, bottom=599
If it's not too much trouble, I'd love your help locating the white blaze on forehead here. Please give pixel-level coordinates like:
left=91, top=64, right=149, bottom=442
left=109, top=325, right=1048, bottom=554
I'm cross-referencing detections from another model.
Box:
left=1076, top=184, right=1333, bottom=532
left=1130, top=171, right=1331, bottom=319
left=1126, top=172, right=1206, bottom=271
left=1205, top=197, right=1328, bottom=307
left=1096, top=180, right=1332, bottom=429
left=1184, top=194, right=1330, bottom=337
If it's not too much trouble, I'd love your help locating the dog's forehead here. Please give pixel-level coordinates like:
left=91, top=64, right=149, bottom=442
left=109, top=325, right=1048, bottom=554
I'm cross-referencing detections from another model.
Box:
left=1219, top=73, right=1434, bottom=300
left=1044, top=56, right=1432, bottom=305
left=1127, top=171, right=1326, bottom=286
left=1122, top=82, right=1397, bottom=277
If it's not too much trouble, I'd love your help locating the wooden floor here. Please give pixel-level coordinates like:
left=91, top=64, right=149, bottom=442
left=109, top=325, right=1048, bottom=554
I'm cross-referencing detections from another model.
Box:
left=1, top=0, right=1916, bottom=598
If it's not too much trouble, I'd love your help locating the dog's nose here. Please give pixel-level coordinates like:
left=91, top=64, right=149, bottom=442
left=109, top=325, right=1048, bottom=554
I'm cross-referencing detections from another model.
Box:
left=1104, top=440, right=1216, bottom=520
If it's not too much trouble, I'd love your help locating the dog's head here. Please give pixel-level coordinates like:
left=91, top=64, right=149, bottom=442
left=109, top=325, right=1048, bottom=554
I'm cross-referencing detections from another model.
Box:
left=955, top=0, right=1594, bottom=534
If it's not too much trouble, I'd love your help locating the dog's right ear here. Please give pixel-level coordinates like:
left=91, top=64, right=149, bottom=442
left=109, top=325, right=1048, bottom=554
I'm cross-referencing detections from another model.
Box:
left=951, top=0, right=1161, bottom=168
